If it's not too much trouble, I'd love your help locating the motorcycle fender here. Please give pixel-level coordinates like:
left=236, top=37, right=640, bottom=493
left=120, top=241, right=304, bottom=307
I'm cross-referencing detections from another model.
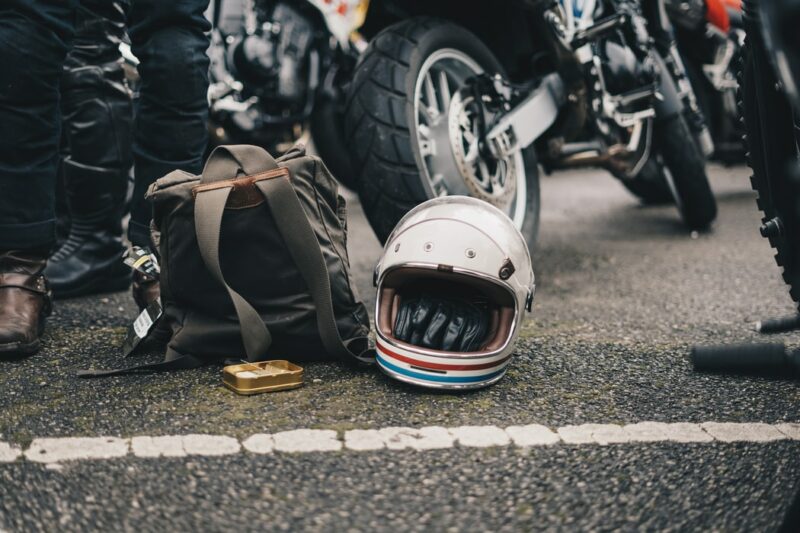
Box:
left=652, top=52, right=683, bottom=121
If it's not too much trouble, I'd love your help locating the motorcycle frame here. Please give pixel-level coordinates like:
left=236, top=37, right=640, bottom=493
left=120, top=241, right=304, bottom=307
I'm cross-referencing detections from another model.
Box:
left=486, top=0, right=685, bottom=175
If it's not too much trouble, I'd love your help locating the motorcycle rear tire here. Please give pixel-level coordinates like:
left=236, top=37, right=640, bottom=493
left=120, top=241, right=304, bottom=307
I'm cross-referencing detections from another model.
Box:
left=344, top=18, right=540, bottom=248
left=311, top=96, right=356, bottom=190
left=739, top=36, right=800, bottom=306
left=655, top=114, right=718, bottom=230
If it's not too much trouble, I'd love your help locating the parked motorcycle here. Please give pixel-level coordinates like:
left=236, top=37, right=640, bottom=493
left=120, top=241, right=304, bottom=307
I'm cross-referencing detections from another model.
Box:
left=121, top=0, right=368, bottom=185
left=344, top=0, right=718, bottom=248
left=668, top=0, right=745, bottom=164
left=625, top=0, right=745, bottom=205
left=739, top=0, right=800, bottom=306
left=205, top=0, right=368, bottom=182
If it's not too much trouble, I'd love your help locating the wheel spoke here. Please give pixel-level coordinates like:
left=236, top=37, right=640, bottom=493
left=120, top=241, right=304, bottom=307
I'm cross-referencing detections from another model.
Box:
left=424, top=73, right=438, bottom=115
left=438, top=70, right=451, bottom=111
left=478, top=160, right=492, bottom=187
left=419, top=105, right=435, bottom=124
left=464, top=140, right=480, bottom=164
left=418, top=123, right=432, bottom=141
left=431, top=173, right=448, bottom=196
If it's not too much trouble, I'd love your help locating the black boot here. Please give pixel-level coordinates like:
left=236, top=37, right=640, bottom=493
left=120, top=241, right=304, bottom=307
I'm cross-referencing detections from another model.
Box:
left=46, top=8, right=134, bottom=299
left=46, top=162, right=132, bottom=298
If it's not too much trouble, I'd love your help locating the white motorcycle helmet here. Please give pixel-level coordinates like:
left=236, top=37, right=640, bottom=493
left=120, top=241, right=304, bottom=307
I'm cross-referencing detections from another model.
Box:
left=373, top=196, right=535, bottom=390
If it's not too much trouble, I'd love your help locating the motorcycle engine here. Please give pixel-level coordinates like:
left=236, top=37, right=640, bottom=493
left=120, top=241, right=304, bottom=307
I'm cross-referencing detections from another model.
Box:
left=601, top=41, right=656, bottom=96
left=209, top=0, right=319, bottom=141
left=228, top=2, right=313, bottom=104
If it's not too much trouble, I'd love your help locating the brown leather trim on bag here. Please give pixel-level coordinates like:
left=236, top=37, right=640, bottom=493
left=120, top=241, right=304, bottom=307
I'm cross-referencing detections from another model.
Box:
left=192, top=167, right=290, bottom=196
left=192, top=167, right=291, bottom=209
left=0, top=273, right=48, bottom=294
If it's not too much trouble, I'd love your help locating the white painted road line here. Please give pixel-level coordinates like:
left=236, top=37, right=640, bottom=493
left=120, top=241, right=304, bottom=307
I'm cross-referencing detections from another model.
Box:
left=0, top=442, right=21, bottom=462
left=776, top=423, right=800, bottom=440
left=380, top=426, right=453, bottom=450
left=505, top=424, right=560, bottom=446
left=344, top=429, right=386, bottom=451
left=2, top=422, right=799, bottom=464
left=241, top=434, right=275, bottom=454
left=273, top=429, right=342, bottom=453
left=701, top=422, right=786, bottom=442
left=450, top=425, right=510, bottom=447
left=131, top=436, right=187, bottom=458
left=25, top=437, right=129, bottom=464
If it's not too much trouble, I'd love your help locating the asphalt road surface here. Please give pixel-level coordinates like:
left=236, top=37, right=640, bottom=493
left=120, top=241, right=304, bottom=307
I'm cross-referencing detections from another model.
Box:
left=2, top=164, right=800, bottom=531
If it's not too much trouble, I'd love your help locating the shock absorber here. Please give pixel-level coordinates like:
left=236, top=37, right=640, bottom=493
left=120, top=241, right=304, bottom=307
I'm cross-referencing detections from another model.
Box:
left=663, top=45, right=715, bottom=157
left=642, top=0, right=715, bottom=157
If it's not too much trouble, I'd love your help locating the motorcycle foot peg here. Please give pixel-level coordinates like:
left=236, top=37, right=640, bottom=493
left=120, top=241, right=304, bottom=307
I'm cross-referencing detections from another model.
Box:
left=755, top=314, right=800, bottom=334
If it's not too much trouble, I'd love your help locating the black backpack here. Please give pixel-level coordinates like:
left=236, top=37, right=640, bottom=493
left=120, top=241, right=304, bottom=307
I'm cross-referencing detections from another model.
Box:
left=81, top=144, right=372, bottom=376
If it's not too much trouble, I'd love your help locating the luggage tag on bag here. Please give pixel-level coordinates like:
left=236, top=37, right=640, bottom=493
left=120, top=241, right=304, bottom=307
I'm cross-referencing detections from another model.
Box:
left=122, top=297, right=163, bottom=356
left=121, top=246, right=163, bottom=356
left=124, top=246, right=160, bottom=280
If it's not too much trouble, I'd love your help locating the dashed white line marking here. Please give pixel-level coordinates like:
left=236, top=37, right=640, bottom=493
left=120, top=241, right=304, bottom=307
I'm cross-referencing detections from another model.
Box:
left=344, top=429, right=385, bottom=451
left=449, top=425, right=510, bottom=447
left=776, top=423, right=800, bottom=440
left=558, top=424, right=628, bottom=445
left=622, top=422, right=671, bottom=442
left=2, top=422, right=798, bottom=464
left=181, top=435, right=241, bottom=456
left=131, top=436, right=187, bottom=458
left=25, top=437, right=129, bottom=464
left=701, top=422, right=787, bottom=443
left=379, top=426, right=453, bottom=450
left=241, top=434, right=275, bottom=454
left=0, top=442, right=21, bottom=462
left=505, top=424, right=560, bottom=446
left=273, top=429, right=341, bottom=453
left=657, top=422, right=715, bottom=443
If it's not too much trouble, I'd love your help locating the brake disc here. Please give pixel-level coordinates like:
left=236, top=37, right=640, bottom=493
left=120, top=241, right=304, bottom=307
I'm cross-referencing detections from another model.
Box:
left=447, top=89, right=516, bottom=209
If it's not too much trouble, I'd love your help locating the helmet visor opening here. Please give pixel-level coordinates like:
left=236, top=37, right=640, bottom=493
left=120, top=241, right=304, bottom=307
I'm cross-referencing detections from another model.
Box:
left=377, top=268, right=515, bottom=354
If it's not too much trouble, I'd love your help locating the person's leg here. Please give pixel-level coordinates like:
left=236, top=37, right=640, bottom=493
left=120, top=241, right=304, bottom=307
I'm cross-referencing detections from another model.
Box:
left=0, top=0, right=76, bottom=355
left=127, top=0, right=211, bottom=249
left=45, top=0, right=134, bottom=298
left=127, top=0, right=210, bottom=310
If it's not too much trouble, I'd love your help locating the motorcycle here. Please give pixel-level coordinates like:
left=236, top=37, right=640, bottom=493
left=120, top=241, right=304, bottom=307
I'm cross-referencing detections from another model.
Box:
left=205, top=0, right=369, bottom=180
left=120, top=0, right=370, bottom=183
left=343, top=0, right=718, bottom=248
left=668, top=0, right=745, bottom=164
left=625, top=0, right=745, bottom=205
left=739, top=0, right=800, bottom=307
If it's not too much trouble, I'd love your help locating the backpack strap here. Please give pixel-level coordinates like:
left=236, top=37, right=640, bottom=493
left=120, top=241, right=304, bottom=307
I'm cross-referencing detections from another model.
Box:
left=253, top=173, right=374, bottom=365
left=200, top=144, right=279, bottom=183
left=194, top=184, right=273, bottom=362
left=198, top=144, right=372, bottom=364
left=77, top=353, right=203, bottom=377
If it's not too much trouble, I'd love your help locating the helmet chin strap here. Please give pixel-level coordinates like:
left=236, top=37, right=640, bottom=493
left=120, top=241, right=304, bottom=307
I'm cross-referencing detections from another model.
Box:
left=393, top=296, right=489, bottom=352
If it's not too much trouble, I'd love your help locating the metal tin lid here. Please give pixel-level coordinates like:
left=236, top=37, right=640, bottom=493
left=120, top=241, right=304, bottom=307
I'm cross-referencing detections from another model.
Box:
left=222, top=360, right=303, bottom=395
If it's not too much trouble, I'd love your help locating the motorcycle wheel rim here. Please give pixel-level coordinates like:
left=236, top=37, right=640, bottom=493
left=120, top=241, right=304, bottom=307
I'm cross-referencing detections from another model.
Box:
left=412, top=48, right=527, bottom=229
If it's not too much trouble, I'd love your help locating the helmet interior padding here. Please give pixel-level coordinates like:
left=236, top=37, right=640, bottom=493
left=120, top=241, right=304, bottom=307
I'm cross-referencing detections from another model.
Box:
left=378, top=268, right=516, bottom=354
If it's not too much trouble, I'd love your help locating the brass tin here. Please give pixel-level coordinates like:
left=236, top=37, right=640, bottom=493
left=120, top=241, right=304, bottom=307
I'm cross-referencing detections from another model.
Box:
left=222, top=360, right=303, bottom=395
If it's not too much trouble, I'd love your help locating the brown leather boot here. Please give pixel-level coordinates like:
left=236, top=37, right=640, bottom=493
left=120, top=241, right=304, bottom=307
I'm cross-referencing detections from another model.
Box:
left=0, top=250, right=52, bottom=356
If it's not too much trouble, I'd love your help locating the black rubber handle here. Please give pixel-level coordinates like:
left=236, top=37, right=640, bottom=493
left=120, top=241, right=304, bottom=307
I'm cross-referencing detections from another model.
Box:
left=757, top=315, right=800, bottom=334
left=691, top=343, right=788, bottom=371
